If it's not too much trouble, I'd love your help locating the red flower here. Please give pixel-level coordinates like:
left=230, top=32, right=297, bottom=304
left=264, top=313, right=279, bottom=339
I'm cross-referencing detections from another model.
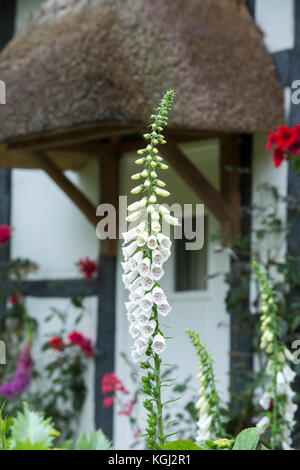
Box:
left=50, top=337, right=64, bottom=351
left=266, top=130, right=277, bottom=151
left=103, top=395, right=115, bottom=408
left=0, top=225, right=12, bottom=244
left=68, top=330, right=94, bottom=357
left=273, top=146, right=286, bottom=168
left=101, top=372, right=129, bottom=395
left=276, top=126, right=297, bottom=149
left=9, top=293, right=20, bottom=305
left=267, top=125, right=300, bottom=167
left=118, top=399, right=135, bottom=416
left=77, top=257, right=98, bottom=279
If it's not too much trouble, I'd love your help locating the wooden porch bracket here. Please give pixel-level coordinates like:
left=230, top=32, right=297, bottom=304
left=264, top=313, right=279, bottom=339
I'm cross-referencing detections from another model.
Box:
left=30, top=151, right=98, bottom=227
left=161, top=137, right=232, bottom=234
left=220, top=135, right=242, bottom=237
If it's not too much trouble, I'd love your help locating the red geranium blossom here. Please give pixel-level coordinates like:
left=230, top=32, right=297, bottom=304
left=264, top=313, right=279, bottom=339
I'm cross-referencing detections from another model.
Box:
left=101, top=372, right=129, bottom=395
left=103, top=395, right=115, bottom=408
left=267, top=125, right=300, bottom=167
left=50, top=336, right=64, bottom=351
left=77, top=257, right=98, bottom=279
left=68, top=330, right=94, bottom=357
left=0, top=225, right=12, bottom=244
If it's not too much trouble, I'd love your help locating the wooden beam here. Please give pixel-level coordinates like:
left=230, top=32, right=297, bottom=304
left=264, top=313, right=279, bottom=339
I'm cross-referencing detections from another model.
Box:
left=8, top=123, right=140, bottom=152
left=95, top=256, right=116, bottom=440
left=99, top=140, right=119, bottom=257
left=161, top=137, right=231, bottom=230
left=220, top=135, right=242, bottom=236
left=95, top=138, right=119, bottom=438
left=15, top=278, right=99, bottom=298
left=30, top=151, right=98, bottom=227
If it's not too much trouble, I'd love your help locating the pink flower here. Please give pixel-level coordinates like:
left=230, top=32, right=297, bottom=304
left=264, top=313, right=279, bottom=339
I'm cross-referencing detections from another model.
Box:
left=103, top=396, right=115, bottom=408
left=0, top=225, right=12, bottom=244
left=118, top=399, right=135, bottom=416
left=101, top=372, right=129, bottom=395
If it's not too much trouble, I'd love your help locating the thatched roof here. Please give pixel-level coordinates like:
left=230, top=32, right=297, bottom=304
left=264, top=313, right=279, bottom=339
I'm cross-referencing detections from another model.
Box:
left=0, top=0, right=284, bottom=163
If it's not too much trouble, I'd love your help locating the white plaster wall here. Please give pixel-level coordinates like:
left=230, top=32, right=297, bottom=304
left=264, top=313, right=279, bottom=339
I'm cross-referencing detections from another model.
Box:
left=255, top=0, right=294, bottom=53
left=11, top=161, right=100, bottom=436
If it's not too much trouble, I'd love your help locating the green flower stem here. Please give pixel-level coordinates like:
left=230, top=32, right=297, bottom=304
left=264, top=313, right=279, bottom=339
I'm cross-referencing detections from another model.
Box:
left=154, top=352, right=164, bottom=446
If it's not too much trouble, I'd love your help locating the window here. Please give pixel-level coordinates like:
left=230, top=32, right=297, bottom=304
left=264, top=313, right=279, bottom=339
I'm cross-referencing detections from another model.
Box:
left=174, top=216, right=207, bottom=291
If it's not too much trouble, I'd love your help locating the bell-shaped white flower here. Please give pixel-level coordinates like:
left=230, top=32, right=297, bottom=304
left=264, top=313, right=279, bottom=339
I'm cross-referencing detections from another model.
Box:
left=141, top=293, right=153, bottom=312
left=129, top=324, right=140, bottom=339
left=152, top=286, right=166, bottom=305
left=125, top=210, right=142, bottom=223
left=139, top=320, right=156, bottom=338
left=122, top=241, right=138, bottom=260
left=151, top=221, right=161, bottom=233
left=157, top=301, right=171, bottom=316
left=131, top=348, right=142, bottom=363
left=152, top=334, right=166, bottom=354
left=147, top=235, right=157, bottom=250
left=157, top=233, right=171, bottom=250
left=163, top=213, right=180, bottom=226
left=129, top=286, right=145, bottom=303
left=128, top=276, right=143, bottom=292
left=121, top=261, right=131, bottom=273
left=159, top=205, right=170, bottom=215
left=152, top=250, right=163, bottom=267
left=150, top=266, right=164, bottom=281
left=137, top=231, right=148, bottom=247
left=137, top=310, right=151, bottom=324
left=122, top=270, right=138, bottom=290
left=159, top=245, right=171, bottom=261
left=141, top=276, right=155, bottom=291
left=259, top=392, right=271, bottom=410
left=128, top=251, right=143, bottom=270
left=122, top=226, right=138, bottom=244
left=256, top=415, right=270, bottom=428
left=134, top=336, right=148, bottom=354
left=125, top=300, right=138, bottom=313
left=137, top=257, right=151, bottom=276
left=131, top=185, right=143, bottom=194
left=283, top=365, right=296, bottom=383
left=127, top=198, right=147, bottom=212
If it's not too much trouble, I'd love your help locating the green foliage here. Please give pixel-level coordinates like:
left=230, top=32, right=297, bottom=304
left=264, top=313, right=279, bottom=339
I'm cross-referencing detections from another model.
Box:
left=77, top=429, right=113, bottom=450
left=185, top=328, right=225, bottom=438
left=9, top=403, right=54, bottom=450
left=0, top=403, right=111, bottom=451
left=161, top=440, right=203, bottom=450
left=232, top=426, right=264, bottom=451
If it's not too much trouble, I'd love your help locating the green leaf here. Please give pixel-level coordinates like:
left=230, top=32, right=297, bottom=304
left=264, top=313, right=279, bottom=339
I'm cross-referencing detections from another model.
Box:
left=77, top=429, right=112, bottom=450
left=161, top=440, right=204, bottom=450
left=9, top=403, right=54, bottom=450
left=232, top=427, right=263, bottom=451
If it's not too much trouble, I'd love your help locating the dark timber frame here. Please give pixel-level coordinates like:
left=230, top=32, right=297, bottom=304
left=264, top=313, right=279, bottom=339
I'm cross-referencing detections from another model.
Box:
left=0, top=0, right=15, bottom=319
